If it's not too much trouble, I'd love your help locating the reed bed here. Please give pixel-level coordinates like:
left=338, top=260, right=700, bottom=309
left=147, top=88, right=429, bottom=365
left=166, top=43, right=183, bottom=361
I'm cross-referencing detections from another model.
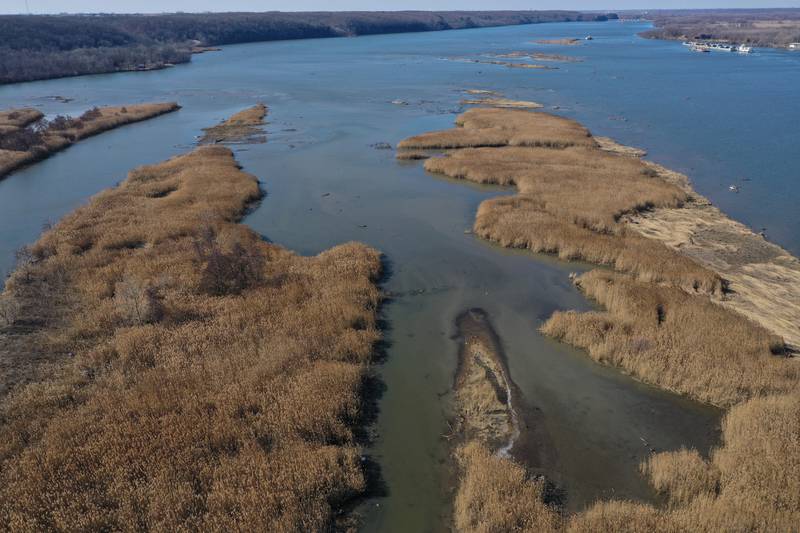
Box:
left=401, top=109, right=722, bottom=293
left=542, top=270, right=793, bottom=407
left=454, top=393, right=800, bottom=532
left=0, top=108, right=44, bottom=130
left=200, top=103, right=268, bottom=144
left=454, top=443, right=560, bottom=533
left=0, top=102, right=180, bottom=178
left=401, top=107, right=799, bottom=531
left=0, top=144, right=382, bottom=530
left=397, top=108, right=594, bottom=150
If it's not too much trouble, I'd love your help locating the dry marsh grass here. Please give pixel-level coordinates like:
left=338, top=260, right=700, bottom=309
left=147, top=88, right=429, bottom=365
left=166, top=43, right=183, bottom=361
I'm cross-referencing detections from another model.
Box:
left=200, top=103, right=267, bottom=144
left=0, top=102, right=180, bottom=179
left=400, top=109, right=722, bottom=293
left=454, top=393, right=800, bottom=532
left=624, top=161, right=800, bottom=352
left=534, top=38, right=582, bottom=45
left=401, top=107, right=799, bottom=532
left=0, top=143, right=382, bottom=530
left=454, top=443, right=560, bottom=533
left=398, top=108, right=594, bottom=150
left=0, top=108, right=44, bottom=129
left=542, top=270, right=793, bottom=407
left=460, top=98, right=543, bottom=109
left=642, top=448, right=718, bottom=507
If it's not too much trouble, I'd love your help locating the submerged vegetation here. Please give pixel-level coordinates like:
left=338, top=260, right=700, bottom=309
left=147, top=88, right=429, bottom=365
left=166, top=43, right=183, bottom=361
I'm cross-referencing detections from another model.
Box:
left=0, top=110, right=383, bottom=528
left=399, top=106, right=800, bottom=530
left=0, top=103, right=180, bottom=179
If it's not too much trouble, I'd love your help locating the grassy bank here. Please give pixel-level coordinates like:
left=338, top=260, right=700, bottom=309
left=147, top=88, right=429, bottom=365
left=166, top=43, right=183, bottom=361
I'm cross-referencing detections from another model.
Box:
left=0, top=103, right=180, bottom=180
left=399, top=107, right=799, bottom=530
left=0, top=114, right=383, bottom=528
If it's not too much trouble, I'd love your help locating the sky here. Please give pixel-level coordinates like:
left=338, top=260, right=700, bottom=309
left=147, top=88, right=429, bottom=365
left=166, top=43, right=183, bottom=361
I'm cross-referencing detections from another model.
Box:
left=2, top=1, right=800, bottom=15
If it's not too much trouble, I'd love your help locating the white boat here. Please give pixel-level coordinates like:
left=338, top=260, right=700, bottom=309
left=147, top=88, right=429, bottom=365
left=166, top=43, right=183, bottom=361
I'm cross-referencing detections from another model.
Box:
left=688, top=41, right=735, bottom=53
left=738, top=44, right=752, bottom=54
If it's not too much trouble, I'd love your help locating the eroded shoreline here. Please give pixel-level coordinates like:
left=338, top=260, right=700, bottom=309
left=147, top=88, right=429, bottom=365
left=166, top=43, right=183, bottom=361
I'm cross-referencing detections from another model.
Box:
left=398, top=105, right=800, bottom=530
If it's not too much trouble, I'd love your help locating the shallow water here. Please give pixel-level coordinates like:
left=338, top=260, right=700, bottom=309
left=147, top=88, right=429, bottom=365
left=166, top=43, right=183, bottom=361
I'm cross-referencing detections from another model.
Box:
left=1, top=19, right=796, bottom=531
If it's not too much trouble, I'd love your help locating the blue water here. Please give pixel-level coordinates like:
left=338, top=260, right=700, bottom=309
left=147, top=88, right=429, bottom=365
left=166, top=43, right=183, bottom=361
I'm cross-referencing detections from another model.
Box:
left=0, top=20, right=796, bottom=531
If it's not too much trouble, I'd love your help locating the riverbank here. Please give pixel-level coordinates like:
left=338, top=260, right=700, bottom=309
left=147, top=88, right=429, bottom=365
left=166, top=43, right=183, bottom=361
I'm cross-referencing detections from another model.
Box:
left=0, top=11, right=620, bottom=85
left=637, top=9, right=800, bottom=50
left=0, top=108, right=383, bottom=530
left=0, top=102, right=180, bottom=180
left=398, top=106, right=799, bottom=529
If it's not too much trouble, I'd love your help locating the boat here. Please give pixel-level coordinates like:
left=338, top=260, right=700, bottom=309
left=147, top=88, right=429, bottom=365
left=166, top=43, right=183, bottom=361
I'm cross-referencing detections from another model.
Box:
left=737, top=44, right=752, bottom=54
left=729, top=185, right=740, bottom=193
left=686, top=41, right=736, bottom=53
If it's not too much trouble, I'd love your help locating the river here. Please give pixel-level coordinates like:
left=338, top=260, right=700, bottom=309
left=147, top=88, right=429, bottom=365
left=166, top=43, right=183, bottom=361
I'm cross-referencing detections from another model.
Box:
left=2, top=19, right=797, bottom=532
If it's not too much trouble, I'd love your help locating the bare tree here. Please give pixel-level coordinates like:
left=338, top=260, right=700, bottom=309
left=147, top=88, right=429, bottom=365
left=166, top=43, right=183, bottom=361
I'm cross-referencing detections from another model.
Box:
left=0, top=294, right=20, bottom=327
left=113, top=276, right=163, bottom=325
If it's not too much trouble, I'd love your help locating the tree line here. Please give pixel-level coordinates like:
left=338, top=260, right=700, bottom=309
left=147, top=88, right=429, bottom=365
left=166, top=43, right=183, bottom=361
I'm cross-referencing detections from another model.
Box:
left=0, top=11, right=617, bottom=84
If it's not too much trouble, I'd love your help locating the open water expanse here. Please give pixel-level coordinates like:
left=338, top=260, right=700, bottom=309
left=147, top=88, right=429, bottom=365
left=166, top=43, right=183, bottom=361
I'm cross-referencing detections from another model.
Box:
left=1, top=20, right=797, bottom=531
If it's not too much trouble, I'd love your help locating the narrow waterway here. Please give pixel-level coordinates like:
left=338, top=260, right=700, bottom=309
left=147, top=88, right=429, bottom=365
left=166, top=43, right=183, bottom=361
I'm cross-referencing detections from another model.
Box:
left=2, top=19, right=797, bottom=531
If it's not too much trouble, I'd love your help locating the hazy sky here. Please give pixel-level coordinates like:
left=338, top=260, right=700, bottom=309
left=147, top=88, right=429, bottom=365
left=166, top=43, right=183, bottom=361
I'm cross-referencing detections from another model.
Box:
left=2, top=1, right=800, bottom=15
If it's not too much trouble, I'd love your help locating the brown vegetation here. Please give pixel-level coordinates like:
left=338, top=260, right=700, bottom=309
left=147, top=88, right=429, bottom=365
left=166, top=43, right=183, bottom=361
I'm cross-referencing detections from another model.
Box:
left=541, top=270, right=793, bottom=407
left=454, top=443, right=560, bottom=533
left=493, top=51, right=582, bottom=62
left=451, top=310, right=558, bottom=532
left=534, top=38, right=582, bottom=45
left=0, top=108, right=44, bottom=132
left=400, top=106, right=800, bottom=532
left=398, top=107, right=594, bottom=150
left=398, top=109, right=721, bottom=294
left=200, top=103, right=267, bottom=144
left=0, top=102, right=180, bottom=179
left=622, top=161, right=800, bottom=352
left=460, top=98, right=543, bottom=109
left=0, top=139, right=382, bottom=529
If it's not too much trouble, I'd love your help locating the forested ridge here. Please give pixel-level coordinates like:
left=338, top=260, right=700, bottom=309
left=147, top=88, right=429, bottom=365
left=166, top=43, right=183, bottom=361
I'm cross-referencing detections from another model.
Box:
left=0, top=11, right=616, bottom=84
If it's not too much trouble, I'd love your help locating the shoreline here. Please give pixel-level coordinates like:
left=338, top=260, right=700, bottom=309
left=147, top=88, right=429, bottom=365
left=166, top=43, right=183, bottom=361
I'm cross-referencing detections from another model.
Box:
left=0, top=106, right=384, bottom=530
left=598, top=139, right=800, bottom=353
left=0, top=102, right=181, bottom=180
left=0, top=11, right=615, bottom=87
left=397, top=104, right=799, bottom=529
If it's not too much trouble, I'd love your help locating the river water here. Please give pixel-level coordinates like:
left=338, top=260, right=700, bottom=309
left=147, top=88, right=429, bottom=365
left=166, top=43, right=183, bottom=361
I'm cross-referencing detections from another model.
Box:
left=1, top=20, right=797, bottom=532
